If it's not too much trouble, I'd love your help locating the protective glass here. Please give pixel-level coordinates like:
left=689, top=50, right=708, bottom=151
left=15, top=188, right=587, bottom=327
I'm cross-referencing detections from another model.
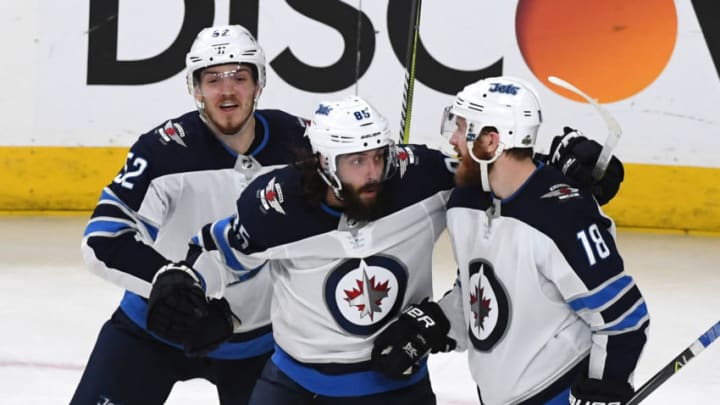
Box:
left=199, top=64, right=252, bottom=90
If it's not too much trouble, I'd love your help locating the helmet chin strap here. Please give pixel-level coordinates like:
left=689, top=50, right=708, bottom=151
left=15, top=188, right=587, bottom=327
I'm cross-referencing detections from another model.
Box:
left=317, top=169, right=344, bottom=200
left=468, top=140, right=504, bottom=192
left=316, top=153, right=344, bottom=200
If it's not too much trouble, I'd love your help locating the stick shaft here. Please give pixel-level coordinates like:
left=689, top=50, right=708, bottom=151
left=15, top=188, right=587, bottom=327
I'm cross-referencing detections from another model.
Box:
left=627, top=320, right=720, bottom=405
left=547, top=76, right=622, bottom=180
left=399, top=0, right=422, bottom=144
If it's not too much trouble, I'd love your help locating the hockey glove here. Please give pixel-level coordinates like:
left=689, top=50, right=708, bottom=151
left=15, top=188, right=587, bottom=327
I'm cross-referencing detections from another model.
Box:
left=548, top=127, right=624, bottom=205
left=183, top=298, right=238, bottom=358
left=569, top=378, right=634, bottom=405
left=147, top=262, right=208, bottom=343
left=372, top=298, right=456, bottom=379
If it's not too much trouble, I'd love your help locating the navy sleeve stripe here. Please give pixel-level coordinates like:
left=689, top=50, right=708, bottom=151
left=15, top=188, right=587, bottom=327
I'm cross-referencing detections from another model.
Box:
left=568, top=274, right=633, bottom=311
left=603, top=319, right=649, bottom=380
left=90, top=203, right=133, bottom=221
left=601, top=300, right=649, bottom=333
left=600, top=285, right=643, bottom=323
left=201, top=223, right=217, bottom=250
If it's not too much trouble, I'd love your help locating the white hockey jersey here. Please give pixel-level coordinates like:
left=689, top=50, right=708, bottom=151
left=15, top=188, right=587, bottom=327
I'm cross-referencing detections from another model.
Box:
left=438, top=163, right=649, bottom=405
left=80, top=110, right=310, bottom=359
left=190, top=145, right=457, bottom=396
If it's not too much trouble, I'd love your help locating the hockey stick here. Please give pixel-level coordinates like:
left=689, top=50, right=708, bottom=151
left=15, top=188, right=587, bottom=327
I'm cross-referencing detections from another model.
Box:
left=354, top=0, right=363, bottom=96
left=398, top=0, right=422, bottom=144
left=547, top=76, right=622, bottom=180
left=626, top=320, right=720, bottom=405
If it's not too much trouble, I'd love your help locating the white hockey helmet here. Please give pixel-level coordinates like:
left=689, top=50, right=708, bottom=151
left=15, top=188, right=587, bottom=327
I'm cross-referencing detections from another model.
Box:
left=441, top=76, right=542, bottom=190
left=442, top=75, right=542, bottom=151
left=185, top=25, right=266, bottom=94
left=305, top=96, right=396, bottom=196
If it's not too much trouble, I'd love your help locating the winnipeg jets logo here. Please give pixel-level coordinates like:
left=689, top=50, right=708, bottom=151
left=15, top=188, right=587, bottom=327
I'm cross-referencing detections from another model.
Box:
left=343, top=267, right=391, bottom=321
left=395, top=146, right=417, bottom=178
left=470, top=284, right=492, bottom=330
left=325, top=256, right=408, bottom=335
left=488, top=82, right=519, bottom=95
left=467, top=261, right=510, bottom=351
left=259, top=177, right=285, bottom=214
left=541, top=184, right=580, bottom=200
left=157, top=120, right=187, bottom=147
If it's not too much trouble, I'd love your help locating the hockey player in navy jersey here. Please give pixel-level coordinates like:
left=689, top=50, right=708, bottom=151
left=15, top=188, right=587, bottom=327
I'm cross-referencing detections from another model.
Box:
left=72, top=25, right=310, bottom=405
left=145, top=92, right=628, bottom=404
left=374, top=76, right=649, bottom=405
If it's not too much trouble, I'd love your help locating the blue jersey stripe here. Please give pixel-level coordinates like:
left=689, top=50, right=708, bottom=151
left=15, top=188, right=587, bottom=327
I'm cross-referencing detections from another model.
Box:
left=569, top=275, right=633, bottom=311
left=141, top=219, right=159, bottom=241
left=212, top=217, right=246, bottom=271
left=271, top=345, right=428, bottom=397
left=84, top=219, right=132, bottom=236
left=603, top=301, right=649, bottom=332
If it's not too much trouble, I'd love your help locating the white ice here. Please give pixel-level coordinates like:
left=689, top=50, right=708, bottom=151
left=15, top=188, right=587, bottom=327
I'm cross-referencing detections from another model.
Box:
left=0, top=217, right=718, bottom=404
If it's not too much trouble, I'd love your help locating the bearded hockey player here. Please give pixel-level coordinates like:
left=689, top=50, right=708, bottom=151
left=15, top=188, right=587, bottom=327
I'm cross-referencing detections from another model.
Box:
left=375, top=76, right=648, bottom=405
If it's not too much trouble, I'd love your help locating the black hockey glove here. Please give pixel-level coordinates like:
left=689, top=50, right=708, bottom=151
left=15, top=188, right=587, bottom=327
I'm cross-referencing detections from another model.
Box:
left=548, top=127, right=624, bottom=205
left=147, top=262, right=208, bottom=343
left=183, top=298, right=238, bottom=358
left=372, top=298, right=456, bottom=379
left=570, top=378, right=634, bottom=405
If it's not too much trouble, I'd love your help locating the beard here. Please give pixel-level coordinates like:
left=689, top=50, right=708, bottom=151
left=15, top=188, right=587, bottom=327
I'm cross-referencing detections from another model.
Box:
left=454, top=156, right=482, bottom=187
left=205, top=98, right=253, bottom=135
left=339, top=181, right=387, bottom=221
left=454, top=141, right=495, bottom=187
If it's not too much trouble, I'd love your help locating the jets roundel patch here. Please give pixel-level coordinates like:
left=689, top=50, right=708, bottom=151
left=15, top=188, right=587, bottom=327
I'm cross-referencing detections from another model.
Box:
left=467, top=259, right=510, bottom=351
left=324, top=255, right=408, bottom=335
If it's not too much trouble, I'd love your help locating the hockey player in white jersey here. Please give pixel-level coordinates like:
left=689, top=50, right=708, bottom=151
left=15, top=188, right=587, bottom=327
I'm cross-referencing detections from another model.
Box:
left=72, top=25, right=310, bottom=405
left=145, top=93, right=629, bottom=404
left=167, top=95, right=459, bottom=404
left=374, top=76, right=649, bottom=405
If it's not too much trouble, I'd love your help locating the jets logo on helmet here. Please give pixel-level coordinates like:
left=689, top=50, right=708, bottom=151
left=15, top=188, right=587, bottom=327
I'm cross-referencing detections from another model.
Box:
left=304, top=96, right=397, bottom=198
left=440, top=75, right=543, bottom=191
left=488, top=82, right=520, bottom=95
left=316, top=104, right=332, bottom=116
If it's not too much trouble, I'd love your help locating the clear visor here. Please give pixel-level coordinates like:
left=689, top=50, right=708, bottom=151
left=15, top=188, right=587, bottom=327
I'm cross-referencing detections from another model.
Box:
left=329, top=143, right=398, bottom=185
left=439, top=106, right=484, bottom=157
left=440, top=106, right=457, bottom=139
left=198, top=64, right=252, bottom=88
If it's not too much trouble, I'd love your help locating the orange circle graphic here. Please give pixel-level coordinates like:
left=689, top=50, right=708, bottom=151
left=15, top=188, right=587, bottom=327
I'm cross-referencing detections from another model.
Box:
left=516, top=0, right=677, bottom=103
